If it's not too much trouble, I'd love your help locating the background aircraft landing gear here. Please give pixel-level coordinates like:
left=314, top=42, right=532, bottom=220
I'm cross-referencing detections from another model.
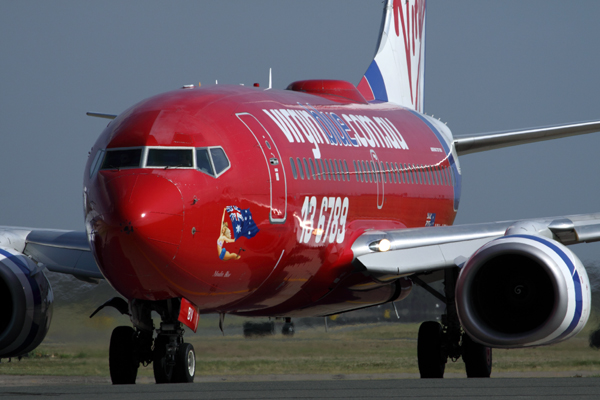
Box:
left=414, top=268, right=492, bottom=379
left=282, top=317, right=294, bottom=336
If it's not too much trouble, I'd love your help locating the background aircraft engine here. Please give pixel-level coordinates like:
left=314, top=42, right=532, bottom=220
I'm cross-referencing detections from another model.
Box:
left=455, top=234, right=590, bottom=348
left=0, top=247, right=53, bottom=358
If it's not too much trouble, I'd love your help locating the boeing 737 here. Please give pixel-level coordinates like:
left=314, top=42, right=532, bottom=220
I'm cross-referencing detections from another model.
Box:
left=2, top=0, right=600, bottom=384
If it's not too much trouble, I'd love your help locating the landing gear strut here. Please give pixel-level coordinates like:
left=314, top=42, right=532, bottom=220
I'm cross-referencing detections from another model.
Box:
left=414, top=268, right=492, bottom=378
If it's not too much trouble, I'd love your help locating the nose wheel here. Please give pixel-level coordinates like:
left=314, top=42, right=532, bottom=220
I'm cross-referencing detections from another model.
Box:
left=109, top=326, right=140, bottom=384
left=105, top=298, right=197, bottom=384
left=153, top=333, right=196, bottom=384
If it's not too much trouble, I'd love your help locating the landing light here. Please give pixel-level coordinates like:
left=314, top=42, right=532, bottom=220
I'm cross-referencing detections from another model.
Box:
left=379, top=239, right=391, bottom=252
left=369, top=239, right=391, bottom=252
left=141, top=213, right=146, bottom=218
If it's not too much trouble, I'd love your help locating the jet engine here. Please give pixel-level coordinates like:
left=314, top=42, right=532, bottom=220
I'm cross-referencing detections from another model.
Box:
left=455, top=234, right=590, bottom=348
left=0, top=247, right=53, bottom=358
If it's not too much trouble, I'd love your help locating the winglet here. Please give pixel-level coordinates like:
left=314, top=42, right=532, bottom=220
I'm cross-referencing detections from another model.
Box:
left=357, top=0, right=426, bottom=111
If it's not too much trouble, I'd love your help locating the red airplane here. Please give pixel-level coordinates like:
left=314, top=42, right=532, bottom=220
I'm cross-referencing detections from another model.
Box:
left=1, top=0, right=600, bottom=384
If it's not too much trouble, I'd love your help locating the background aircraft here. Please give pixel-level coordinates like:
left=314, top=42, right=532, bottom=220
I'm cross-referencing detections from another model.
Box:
left=2, top=0, right=600, bottom=383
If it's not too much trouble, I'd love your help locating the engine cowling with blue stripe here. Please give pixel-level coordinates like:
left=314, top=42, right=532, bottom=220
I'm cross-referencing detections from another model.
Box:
left=0, top=248, right=53, bottom=358
left=455, top=234, right=590, bottom=348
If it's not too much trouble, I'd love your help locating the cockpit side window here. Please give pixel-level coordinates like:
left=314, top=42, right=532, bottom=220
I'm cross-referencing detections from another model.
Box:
left=195, top=146, right=230, bottom=178
left=101, top=148, right=142, bottom=170
left=210, top=147, right=230, bottom=175
left=89, top=149, right=105, bottom=177
left=147, top=149, right=193, bottom=168
left=196, top=148, right=215, bottom=177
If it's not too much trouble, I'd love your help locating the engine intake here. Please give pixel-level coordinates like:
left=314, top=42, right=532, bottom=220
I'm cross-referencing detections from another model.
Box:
left=0, top=248, right=53, bottom=358
left=456, top=235, right=590, bottom=348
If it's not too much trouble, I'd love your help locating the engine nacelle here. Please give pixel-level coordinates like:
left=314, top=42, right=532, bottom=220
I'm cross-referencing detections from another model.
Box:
left=0, top=247, right=53, bottom=358
left=456, top=234, right=590, bottom=348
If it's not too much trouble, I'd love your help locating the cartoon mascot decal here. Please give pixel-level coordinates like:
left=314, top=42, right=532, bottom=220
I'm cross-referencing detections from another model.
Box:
left=217, top=206, right=259, bottom=261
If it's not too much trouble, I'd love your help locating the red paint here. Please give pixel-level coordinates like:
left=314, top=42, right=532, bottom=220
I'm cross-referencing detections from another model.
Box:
left=84, top=84, right=456, bottom=317
left=286, top=80, right=368, bottom=104
left=178, top=298, right=199, bottom=332
left=357, top=76, right=375, bottom=101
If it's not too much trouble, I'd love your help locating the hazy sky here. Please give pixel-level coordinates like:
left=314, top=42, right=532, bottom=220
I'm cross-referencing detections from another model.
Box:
left=2, top=1, right=600, bottom=260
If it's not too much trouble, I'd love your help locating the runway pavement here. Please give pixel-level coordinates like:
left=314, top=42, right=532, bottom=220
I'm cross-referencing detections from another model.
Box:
left=1, top=376, right=600, bottom=400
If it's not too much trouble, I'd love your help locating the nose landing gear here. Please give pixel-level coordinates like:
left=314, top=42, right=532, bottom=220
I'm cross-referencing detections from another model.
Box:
left=153, top=322, right=196, bottom=384
left=99, top=298, right=196, bottom=384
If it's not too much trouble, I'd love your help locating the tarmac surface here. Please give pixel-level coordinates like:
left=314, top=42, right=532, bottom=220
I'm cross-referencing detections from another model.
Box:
left=1, top=373, right=600, bottom=400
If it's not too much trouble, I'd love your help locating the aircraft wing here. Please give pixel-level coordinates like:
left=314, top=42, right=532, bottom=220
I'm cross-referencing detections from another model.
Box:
left=352, top=213, right=600, bottom=278
left=453, top=120, right=600, bottom=156
left=0, top=227, right=101, bottom=280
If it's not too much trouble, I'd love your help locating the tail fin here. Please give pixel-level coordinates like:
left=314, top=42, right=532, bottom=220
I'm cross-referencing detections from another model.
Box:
left=357, top=0, right=426, bottom=112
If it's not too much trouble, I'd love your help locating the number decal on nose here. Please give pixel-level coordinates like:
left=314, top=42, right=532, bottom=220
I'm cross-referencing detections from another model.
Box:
left=299, top=196, right=349, bottom=244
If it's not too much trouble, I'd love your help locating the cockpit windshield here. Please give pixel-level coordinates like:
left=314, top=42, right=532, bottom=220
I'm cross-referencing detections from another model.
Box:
left=146, top=149, right=193, bottom=168
left=97, top=146, right=230, bottom=177
left=100, top=149, right=142, bottom=170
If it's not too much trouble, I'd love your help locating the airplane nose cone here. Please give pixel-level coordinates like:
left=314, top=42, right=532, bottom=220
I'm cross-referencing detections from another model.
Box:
left=106, top=173, right=183, bottom=250
left=92, top=173, right=184, bottom=298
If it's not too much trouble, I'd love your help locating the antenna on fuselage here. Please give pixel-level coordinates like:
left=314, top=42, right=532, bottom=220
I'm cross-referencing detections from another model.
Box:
left=215, top=79, right=218, bottom=85
left=266, top=68, right=272, bottom=90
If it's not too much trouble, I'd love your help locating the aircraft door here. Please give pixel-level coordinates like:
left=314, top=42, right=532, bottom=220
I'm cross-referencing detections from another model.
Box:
left=370, top=149, right=384, bottom=209
left=236, top=113, right=287, bottom=223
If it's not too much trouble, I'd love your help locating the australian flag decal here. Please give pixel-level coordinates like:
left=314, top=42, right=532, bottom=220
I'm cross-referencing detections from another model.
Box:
left=425, top=213, right=436, bottom=227
left=226, top=206, right=260, bottom=240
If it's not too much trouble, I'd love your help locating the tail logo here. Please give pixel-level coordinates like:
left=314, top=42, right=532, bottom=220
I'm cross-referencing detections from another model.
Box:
left=393, top=0, right=426, bottom=111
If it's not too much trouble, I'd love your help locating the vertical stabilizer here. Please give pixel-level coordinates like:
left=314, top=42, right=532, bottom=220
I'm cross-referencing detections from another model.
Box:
left=357, top=0, right=426, bottom=111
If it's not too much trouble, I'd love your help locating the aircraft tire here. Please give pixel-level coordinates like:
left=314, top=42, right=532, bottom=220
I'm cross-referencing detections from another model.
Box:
left=109, top=326, right=139, bottom=385
left=153, top=336, right=174, bottom=384
left=462, top=334, right=492, bottom=378
left=417, top=321, right=445, bottom=378
left=173, top=342, right=196, bottom=383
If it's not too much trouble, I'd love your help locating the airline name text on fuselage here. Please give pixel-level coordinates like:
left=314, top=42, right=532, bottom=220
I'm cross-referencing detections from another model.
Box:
left=262, top=104, right=409, bottom=159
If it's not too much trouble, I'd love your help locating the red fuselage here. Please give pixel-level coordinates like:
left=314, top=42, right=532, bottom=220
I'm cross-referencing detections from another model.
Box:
left=83, top=82, right=459, bottom=317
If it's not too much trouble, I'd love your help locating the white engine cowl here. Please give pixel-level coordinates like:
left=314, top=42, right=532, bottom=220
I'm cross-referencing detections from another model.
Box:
left=455, top=234, right=590, bottom=348
left=0, top=247, right=53, bottom=358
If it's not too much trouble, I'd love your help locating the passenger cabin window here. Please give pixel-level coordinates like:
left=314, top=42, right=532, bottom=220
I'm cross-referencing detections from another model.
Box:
left=334, top=160, right=341, bottom=181
left=101, top=148, right=142, bottom=170
left=296, top=157, right=305, bottom=179
left=309, top=159, right=318, bottom=180
left=290, top=157, right=298, bottom=179
left=147, top=149, right=193, bottom=168
left=303, top=158, right=311, bottom=180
